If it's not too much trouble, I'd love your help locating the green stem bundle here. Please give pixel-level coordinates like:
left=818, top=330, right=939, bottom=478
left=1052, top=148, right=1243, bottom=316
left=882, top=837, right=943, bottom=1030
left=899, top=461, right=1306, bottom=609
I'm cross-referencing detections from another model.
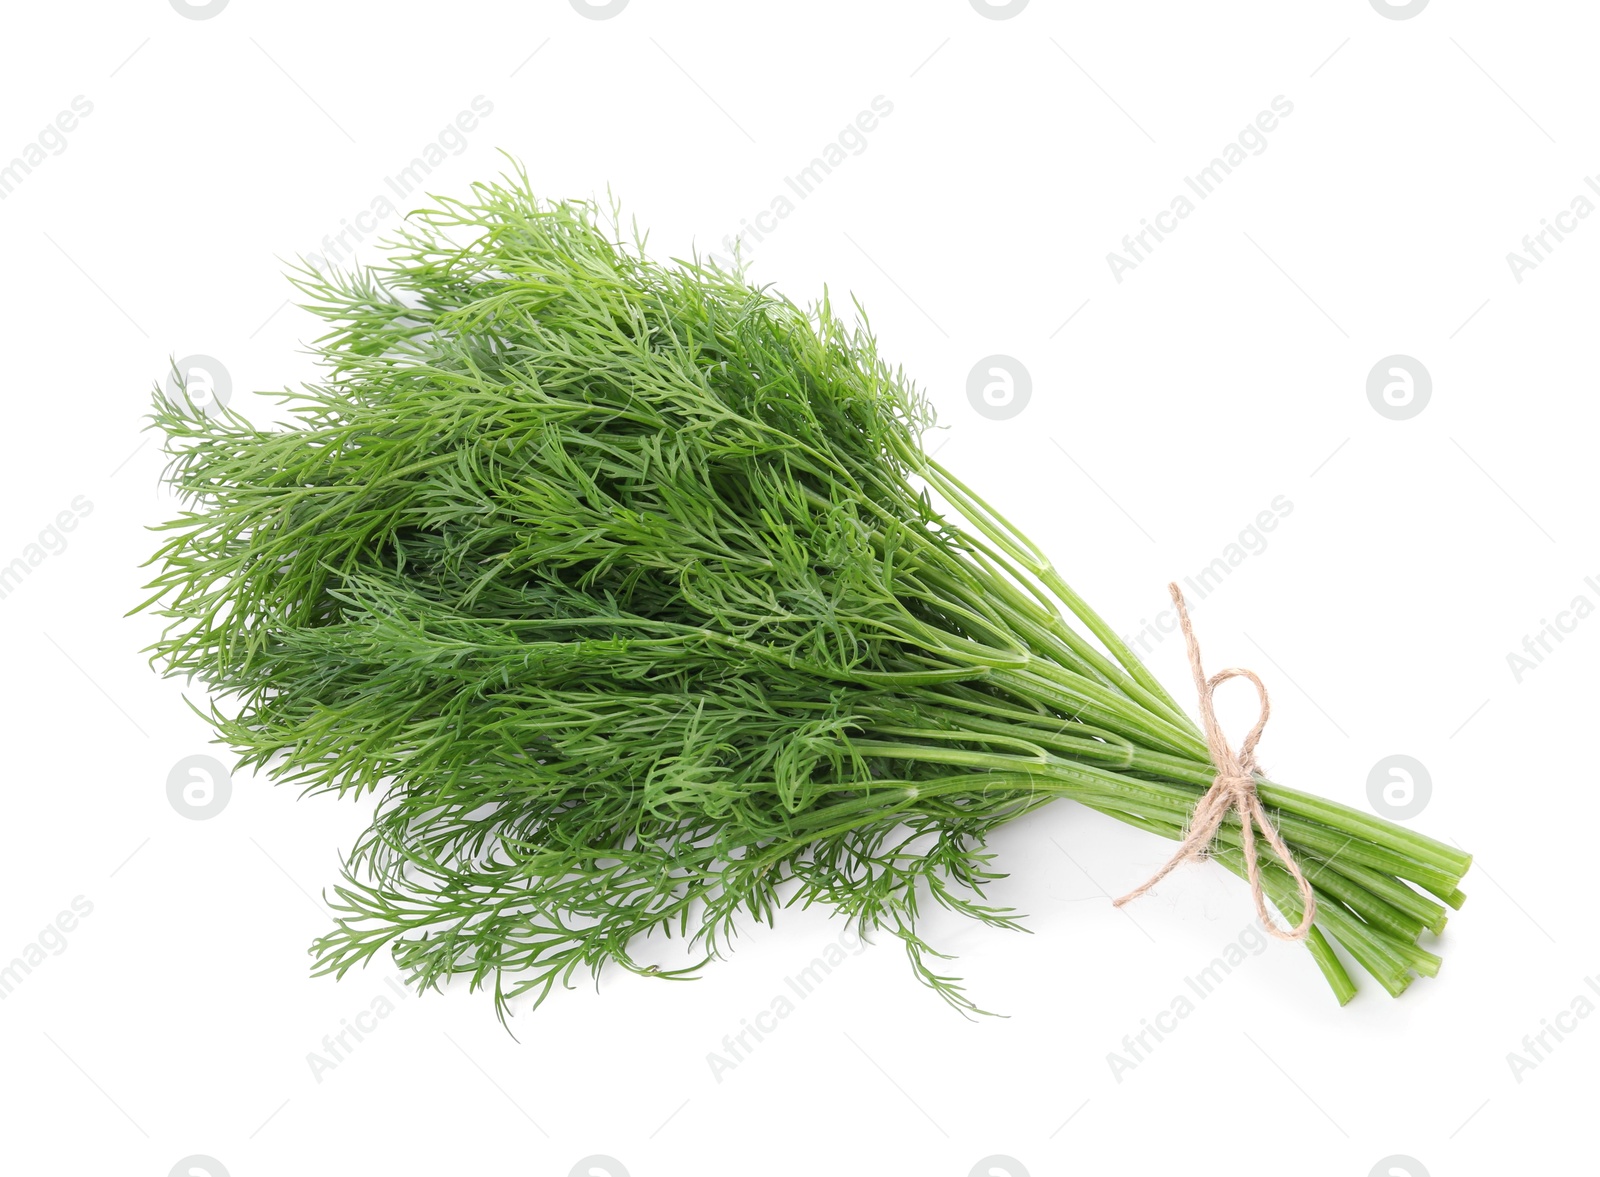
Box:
left=140, top=167, right=1468, bottom=1022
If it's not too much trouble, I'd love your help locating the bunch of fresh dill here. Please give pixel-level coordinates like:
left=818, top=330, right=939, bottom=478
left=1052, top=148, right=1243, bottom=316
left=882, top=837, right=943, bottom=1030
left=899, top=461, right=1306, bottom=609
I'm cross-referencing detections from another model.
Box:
left=141, top=167, right=1469, bottom=1022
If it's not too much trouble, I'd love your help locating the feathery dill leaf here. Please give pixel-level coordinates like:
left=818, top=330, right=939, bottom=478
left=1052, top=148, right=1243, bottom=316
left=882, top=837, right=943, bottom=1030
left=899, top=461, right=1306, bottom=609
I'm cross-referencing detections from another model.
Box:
left=140, top=166, right=1469, bottom=1024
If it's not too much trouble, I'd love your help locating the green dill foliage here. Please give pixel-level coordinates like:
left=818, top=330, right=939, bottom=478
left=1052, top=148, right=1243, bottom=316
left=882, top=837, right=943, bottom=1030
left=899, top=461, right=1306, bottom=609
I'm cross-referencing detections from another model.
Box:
left=141, top=167, right=1470, bottom=1023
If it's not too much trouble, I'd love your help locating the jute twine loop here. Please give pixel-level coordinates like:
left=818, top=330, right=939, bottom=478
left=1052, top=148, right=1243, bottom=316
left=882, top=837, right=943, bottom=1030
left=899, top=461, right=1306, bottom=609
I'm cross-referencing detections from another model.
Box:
left=1112, top=583, right=1317, bottom=941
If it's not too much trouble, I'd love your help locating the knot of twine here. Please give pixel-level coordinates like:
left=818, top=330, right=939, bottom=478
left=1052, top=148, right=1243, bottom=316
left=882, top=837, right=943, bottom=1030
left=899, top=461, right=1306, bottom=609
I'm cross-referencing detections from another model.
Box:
left=1112, top=583, right=1317, bottom=941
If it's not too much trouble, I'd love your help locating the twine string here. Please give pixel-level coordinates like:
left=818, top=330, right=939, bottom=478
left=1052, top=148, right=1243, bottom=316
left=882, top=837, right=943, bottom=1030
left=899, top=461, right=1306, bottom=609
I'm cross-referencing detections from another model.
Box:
left=1112, top=583, right=1317, bottom=942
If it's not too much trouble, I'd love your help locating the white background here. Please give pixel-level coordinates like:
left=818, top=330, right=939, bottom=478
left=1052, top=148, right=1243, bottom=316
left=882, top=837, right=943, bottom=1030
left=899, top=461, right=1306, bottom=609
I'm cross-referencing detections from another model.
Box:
left=0, top=2, right=1594, bottom=1175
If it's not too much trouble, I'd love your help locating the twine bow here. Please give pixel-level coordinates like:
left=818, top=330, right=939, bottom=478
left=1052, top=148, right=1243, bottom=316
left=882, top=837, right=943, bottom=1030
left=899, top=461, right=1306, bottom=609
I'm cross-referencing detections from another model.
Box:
left=1113, top=583, right=1317, bottom=941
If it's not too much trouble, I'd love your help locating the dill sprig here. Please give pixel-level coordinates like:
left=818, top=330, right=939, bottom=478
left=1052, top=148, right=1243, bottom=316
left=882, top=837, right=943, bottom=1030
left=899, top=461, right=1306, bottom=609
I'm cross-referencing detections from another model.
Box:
left=139, top=166, right=1470, bottom=1023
